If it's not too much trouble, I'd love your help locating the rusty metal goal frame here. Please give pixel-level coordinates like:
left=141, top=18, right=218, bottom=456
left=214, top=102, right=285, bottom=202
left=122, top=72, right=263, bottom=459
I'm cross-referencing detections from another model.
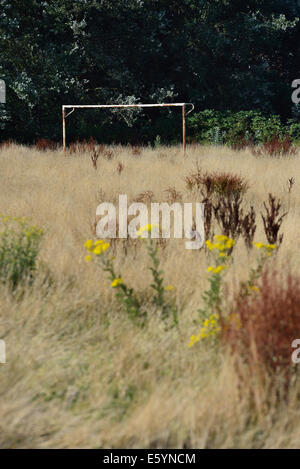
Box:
left=62, top=103, right=194, bottom=156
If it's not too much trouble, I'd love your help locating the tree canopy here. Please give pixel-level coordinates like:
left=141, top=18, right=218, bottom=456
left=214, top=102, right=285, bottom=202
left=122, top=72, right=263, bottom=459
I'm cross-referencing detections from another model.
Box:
left=0, top=0, right=299, bottom=143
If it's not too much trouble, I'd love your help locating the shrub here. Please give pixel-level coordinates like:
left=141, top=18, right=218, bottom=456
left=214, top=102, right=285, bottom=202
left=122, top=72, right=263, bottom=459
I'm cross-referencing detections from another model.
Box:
left=202, top=171, right=249, bottom=196
left=223, top=270, right=300, bottom=379
left=251, top=114, right=285, bottom=143
left=0, top=215, right=43, bottom=290
left=213, top=192, right=244, bottom=241
left=252, top=135, right=297, bottom=157
left=185, top=169, right=256, bottom=246
left=187, top=110, right=293, bottom=146
left=288, top=121, right=300, bottom=144
left=211, top=191, right=256, bottom=248
left=185, top=169, right=249, bottom=196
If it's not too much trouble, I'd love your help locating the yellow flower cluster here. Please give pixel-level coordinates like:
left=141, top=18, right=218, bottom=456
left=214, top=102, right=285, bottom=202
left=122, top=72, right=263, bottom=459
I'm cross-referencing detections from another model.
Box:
left=205, top=235, right=234, bottom=275
left=84, top=239, right=110, bottom=261
left=137, top=224, right=159, bottom=238
left=189, top=312, right=243, bottom=348
left=0, top=214, right=27, bottom=224
left=0, top=214, right=43, bottom=240
left=111, top=277, right=123, bottom=288
left=206, top=265, right=228, bottom=274
left=254, top=242, right=277, bottom=256
left=188, top=313, right=220, bottom=347
left=24, top=225, right=43, bottom=238
left=206, top=234, right=235, bottom=252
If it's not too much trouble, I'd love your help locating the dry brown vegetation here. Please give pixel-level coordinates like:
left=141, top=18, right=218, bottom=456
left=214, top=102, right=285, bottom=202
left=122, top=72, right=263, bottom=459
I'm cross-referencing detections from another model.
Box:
left=1, top=142, right=300, bottom=448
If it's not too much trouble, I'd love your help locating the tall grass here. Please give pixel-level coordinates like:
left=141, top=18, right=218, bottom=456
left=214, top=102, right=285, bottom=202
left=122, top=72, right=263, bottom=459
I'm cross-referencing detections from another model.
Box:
left=1, top=142, right=300, bottom=448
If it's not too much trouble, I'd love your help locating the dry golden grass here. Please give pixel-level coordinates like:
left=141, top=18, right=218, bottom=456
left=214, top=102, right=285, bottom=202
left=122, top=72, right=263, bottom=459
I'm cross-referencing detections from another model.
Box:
left=1, top=143, right=300, bottom=448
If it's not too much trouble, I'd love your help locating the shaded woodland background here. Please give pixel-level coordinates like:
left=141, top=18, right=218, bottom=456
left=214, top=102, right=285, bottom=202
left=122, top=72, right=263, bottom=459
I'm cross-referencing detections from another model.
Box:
left=0, top=0, right=300, bottom=144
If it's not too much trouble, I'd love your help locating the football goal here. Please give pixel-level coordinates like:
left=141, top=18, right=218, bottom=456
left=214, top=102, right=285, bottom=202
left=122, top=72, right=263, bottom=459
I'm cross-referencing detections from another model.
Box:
left=62, top=103, right=194, bottom=156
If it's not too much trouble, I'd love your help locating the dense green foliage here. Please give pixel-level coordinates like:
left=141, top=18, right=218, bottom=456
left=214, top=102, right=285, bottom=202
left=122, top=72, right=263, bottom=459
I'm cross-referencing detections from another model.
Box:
left=189, top=110, right=300, bottom=145
left=0, top=0, right=299, bottom=144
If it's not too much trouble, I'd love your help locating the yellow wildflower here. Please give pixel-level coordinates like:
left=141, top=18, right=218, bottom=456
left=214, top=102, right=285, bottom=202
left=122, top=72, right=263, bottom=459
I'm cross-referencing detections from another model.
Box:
left=111, top=277, right=123, bottom=288
left=95, top=239, right=105, bottom=245
left=225, top=239, right=235, bottom=249
left=219, top=252, right=228, bottom=259
left=137, top=223, right=159, bottom=237
left=254, top=242, right=264, bottom=249
left=188, top=313, right=220, bottom=347
left=206, top=237, right=235, bottom=252
left=188, top=335, right=199, bottom=348
left=205, top=240, right=214, bottom=250
left=101, top=242, right=110, bottom=252
left=214, top=234, right=229, bottom=242
left=84, top=255, right=92, bottom=262
left=93, top=242, right=110, bottom=255
left=207, top=265, right=228, bottom=274
left=165, top=285, right=174, bottom=291
left=254, top=241, right=277, bottom=253
left=84, top=239, right=94, bottom=251
left=213, top=242, right=227, bottom=251
left=93, top=245, right=102, bottom=255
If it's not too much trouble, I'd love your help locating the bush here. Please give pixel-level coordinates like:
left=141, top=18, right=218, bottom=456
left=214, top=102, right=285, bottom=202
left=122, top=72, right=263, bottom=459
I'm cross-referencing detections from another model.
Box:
left=252, top=135, right=297, bottom=158
left=0, top=215, right=43, bottom=290
left=223, top=270, right=300, bottom=378
left=185, top=168, right=249, bottom=195
left=188, top=110, right=294, bottom=146
left=287, top=121, right=300, bottom=145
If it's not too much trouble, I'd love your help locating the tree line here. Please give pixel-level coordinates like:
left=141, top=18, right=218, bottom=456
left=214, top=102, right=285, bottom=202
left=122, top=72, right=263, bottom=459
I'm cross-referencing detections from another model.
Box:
left=0, top=0, right=299, bottom=144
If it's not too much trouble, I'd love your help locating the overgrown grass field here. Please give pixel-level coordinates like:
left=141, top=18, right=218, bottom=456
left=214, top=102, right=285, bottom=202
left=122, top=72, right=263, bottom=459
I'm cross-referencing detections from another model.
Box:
left=1, top=142, right=300, bottom=448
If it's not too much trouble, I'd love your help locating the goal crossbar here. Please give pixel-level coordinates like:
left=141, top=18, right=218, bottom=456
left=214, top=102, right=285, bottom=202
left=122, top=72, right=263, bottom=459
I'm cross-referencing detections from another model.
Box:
left=62, top=103, right=194, bottom=156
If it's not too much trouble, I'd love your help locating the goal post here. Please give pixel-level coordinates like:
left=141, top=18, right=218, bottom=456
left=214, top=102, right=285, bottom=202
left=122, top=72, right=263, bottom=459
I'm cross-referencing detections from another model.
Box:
left=62, top=103, right=194, bottom=157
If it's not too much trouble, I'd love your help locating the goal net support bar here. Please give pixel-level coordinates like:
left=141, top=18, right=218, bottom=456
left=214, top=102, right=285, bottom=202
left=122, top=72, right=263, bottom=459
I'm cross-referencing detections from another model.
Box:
left=62, top=103, right=194, bottom=156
